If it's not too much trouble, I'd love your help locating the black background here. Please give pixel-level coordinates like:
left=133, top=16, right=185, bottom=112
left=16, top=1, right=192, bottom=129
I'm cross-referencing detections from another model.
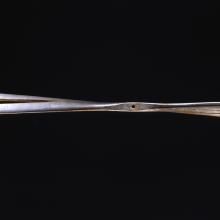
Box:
left=0, top=1, right=220, bottom=217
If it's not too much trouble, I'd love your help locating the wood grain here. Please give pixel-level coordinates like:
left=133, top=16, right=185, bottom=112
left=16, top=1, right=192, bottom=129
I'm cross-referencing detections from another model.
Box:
left=0, top=93, right=220, bottom=117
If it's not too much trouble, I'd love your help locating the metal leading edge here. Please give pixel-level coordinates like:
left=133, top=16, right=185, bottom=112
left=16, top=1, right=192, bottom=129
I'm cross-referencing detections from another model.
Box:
left=1, top=93, right=220, bottom=117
